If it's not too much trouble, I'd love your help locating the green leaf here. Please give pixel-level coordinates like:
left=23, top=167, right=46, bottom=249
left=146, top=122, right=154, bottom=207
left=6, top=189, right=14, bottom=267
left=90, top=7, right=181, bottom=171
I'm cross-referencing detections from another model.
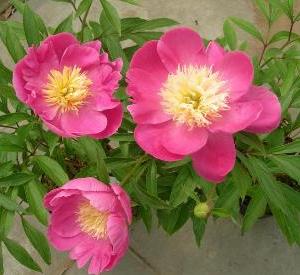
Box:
left=192, top=216, right=206, bottom=247
left=242, top=185, right=267, bottom=233
left=0, top=193, right=20, bottom=212
left=99, top=0, right=121, bottom=35
left=279, top=182, right=300, bottom=212
left=0, top=61, right=12, bottom=84
left=248, top=157, right=290, bottom=215
left=140, top=207, right=152, bottom=233
left=255, top=0, right=270, bottom=20
left=230, top=17, right=264, bottom=42
left=169, top=167, right=195, bottom=207
left=23, top=4, right=42, bottom=46
left=21, top=218, right=51, bottom=265
left=76, top=0, right=92, bottom=17
left=109, top=133, right=134, bottom=142
left=132, top=183, right=170, bottom=209
left=237, top=132, right=266, bottom=154
left=146, top=160, right=157, bottom=196
left=269, top=155, right=300, bottom=182
left=223, top=20, right=237, bottom=50
left=0, top=173, right=34, bottom=187
left=5, top=27, right=26, bottom=63
left=120, top=0, right=139, bottom=5
left=215, top=181, right=240, bottom=211
left=3, top=238, right=42, bottom=272
left=133, top=18, right=178, bottom=32
left=54, top=14, right=73, bottom=34
left=33, top=156, right=69, bottom=186
left=232, top=162, right=252, bottom=199
left=9, top=0, right=25, bottom=13
left=269, top=139, right=300, bottom=154
left=0, top=113, right=31, bottom=125
left=24, top=180, right=48, bottom=225
left=0, top=188, right=18, bottom=238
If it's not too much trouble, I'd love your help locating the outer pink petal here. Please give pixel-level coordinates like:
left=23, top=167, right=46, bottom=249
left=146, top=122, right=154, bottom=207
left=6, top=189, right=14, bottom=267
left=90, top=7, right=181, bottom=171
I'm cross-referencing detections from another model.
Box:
left=206, top=41, right=226, bottom=65
left=243, top=86, right=281, bottom=133
left=60, top=107, right=107, bottom=135
left=209, top=101, right=263, bottom=133
left=162, top=123, right=208, bottom=155
left=87, top=241, right=112, bottom=274
left=48, top=226, right=83, bottom=251
left=62, top=177, right=111, bottom=192
left=42, top=32, right=78, bottom=60
left=129, top=41, right=169, bottom=82
left=60, top=44, right=100, bottom=70
left=84, top=41, right=102, bottom=52
left=157, top=27, right=205, bottom=72
left=128, top=100, right=171, bottom=125
left=134, top=124, right=184, bottom=162
left=126, top=68, right=164, bottom=100
left=91, top=93, right=120, bottom=112
left=81, top=191, right=118, bottom=213
left=107, top=215, right=129, bottom=254
left=89, top=104, right=123, bottom=139
left=111, top=183, right=132, bottom=224
left=43, top=118, right=73, bottom=138
left=192, top=133, right=236, bottom=183
left=215, top=51, right=254, bottom=102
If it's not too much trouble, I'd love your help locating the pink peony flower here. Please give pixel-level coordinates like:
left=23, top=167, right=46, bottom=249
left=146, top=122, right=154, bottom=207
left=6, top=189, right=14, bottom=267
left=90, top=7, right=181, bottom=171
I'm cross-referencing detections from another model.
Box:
left=44, top=178, right=132, bottom=274
left=126, top=27, right=281, bottom=183
left=13, top=33, right=123, bottom=139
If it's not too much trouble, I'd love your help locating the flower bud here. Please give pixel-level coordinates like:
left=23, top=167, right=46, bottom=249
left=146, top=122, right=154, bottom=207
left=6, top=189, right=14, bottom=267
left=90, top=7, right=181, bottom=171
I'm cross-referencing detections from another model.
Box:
left=194, top=202, right=211, bottom=218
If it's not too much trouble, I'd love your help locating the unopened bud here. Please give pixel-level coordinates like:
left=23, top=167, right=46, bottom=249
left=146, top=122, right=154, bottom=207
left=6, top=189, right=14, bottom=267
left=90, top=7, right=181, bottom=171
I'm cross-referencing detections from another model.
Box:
left=194, top=202, right=210, bottom=218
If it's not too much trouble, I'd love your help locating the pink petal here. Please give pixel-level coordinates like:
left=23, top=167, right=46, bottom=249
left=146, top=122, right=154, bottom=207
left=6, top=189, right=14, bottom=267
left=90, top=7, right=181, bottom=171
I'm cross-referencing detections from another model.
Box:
left=157, top=27, right=205, bottom=72
left=192, top=133, right=236, bottom=183
left=128, top=100, right=171, bottom=125
left=60, top=44, right=100, bottom=70
left=62, top=177, right=111, bottom=192
left=60, top=107, right=107, bottom=135
left=84, top=41, right=102, bottom=52
left=126, top=68, right=164, bottom=100
left=162, top=123, right=208, bottom=155
left=107, top=215, right=129, bottom=254
left=206, top=41, right=226, bottom=65
left=42, top=32, right=78, bottom=60
left=90, top=93, right=120, bottom=112
left=43, top=118, right=73, bottom=138
left=215, top=51, right=254, bottom=102
left=111, top=183, right=132, bottom=224
left=209, top=101, right=262, bottom=133
left=89, top=104, right=123, bottom=139
left=81, top=191, right=118, bottom=213
left=48, top=226, right=83, bottom=251
left=129, top=41, right=169, bottom=82
left=243, top=86, right=281, bottom=133
left=134, top=123, right=184, bottom=162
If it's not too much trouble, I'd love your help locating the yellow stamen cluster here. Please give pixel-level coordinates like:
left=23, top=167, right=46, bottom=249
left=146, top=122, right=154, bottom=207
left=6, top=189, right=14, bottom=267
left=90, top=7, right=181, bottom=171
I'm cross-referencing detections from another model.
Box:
left=77, top=201, right=109, bottom=240
left=43, top=66, right=92, bottom=113
left=160, top=65, right=229, bottom=128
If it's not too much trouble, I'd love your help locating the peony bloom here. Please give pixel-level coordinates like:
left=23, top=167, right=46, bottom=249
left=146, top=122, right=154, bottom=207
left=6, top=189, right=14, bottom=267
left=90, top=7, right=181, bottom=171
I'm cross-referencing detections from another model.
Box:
left=13, top=33, right=123, bottom=139
left=44, top=178, right=132, bottom=274
left=126, top=27, right=281, bottom=183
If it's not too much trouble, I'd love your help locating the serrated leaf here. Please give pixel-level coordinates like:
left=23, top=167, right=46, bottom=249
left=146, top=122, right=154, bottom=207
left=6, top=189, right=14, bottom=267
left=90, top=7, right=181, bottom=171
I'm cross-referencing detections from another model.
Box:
left=223, top=20, right=237, bottom=50
left=24, top=180, right=48, bottom=225
left=33, top=156, right=69, bottom=186
left=242, top=185, right=267, bottom=232
left=23, top=4, right=42, bottom=46
left=100, top=0, right=121, bottom=35
left=0, top=173, right=34, bottom=187
left=21, top=218, right=51, bottom=265
left=230, top=17, right=264, bottom=42
left=3, top=238, right=42, bottom=272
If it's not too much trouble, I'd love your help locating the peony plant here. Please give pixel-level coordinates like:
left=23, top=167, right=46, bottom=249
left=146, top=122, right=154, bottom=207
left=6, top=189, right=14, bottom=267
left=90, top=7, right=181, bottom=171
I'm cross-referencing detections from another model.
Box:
left=0, top=0, right=299, bottom=274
